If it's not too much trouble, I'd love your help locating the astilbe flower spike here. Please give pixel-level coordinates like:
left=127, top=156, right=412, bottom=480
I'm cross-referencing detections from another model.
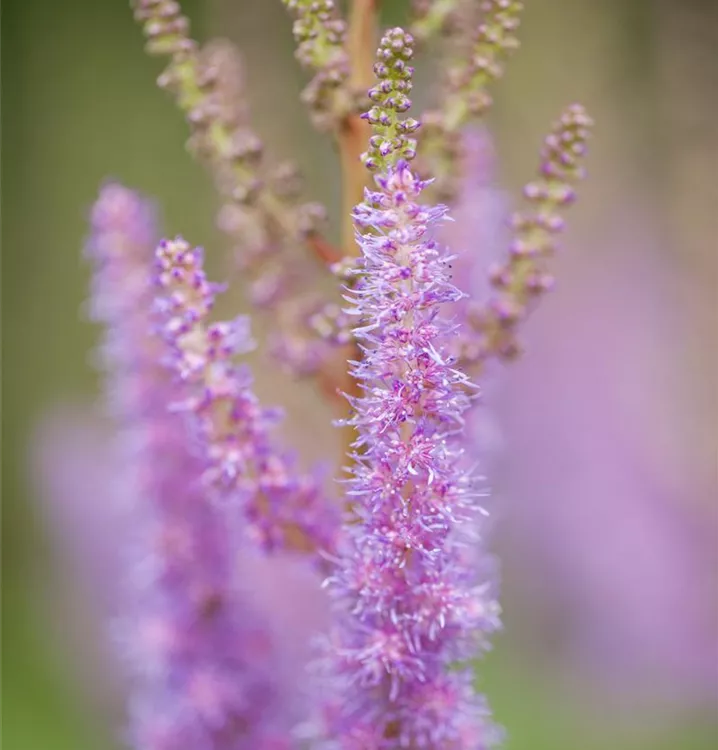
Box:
left=419, top=0, right=523, bottom=198
left=86, top=184, right=293, bottom=750
left=466, top=104, right=594, bottom=364
left=152, top=236, right=341, bottom=563
left=311, top=33, right=501, bottom=747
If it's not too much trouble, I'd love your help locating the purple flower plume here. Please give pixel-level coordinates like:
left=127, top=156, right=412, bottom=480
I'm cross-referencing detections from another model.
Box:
left=87, top=184, right=295, bottom=749
left=312, top=162, right=501, bottom=748
left=152, top=236, right=340, bottom=562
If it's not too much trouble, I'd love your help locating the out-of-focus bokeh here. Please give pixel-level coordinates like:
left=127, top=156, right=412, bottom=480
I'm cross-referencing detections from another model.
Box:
left=3, top=1, right=717, bottom=749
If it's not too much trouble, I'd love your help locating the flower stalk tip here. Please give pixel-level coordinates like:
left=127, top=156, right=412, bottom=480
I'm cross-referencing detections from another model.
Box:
left=467, top=103, right=594, bottom=364
left=361, top=27, right=420, bottom=172
left=419, top=0, right=524, bottom=197
left=282, top=0, right=352, bottom=130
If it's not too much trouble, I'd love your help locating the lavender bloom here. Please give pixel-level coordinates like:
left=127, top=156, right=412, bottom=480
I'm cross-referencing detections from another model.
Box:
left=87, top=184, right=292, bottom=749
left=313, top=159, right=501, bottom=748
left=152, top=237, right=340, bottom=561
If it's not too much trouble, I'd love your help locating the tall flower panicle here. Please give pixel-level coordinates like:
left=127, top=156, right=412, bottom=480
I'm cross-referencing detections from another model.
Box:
left=466, top=104, right=593, bottom=364
left=311, top=35, right=501, bottom=745
left=152, top=236, right=341, bottom=562
left=419, top=0, right=523, bottom=198
left=87, top=184, right=293, bottom=750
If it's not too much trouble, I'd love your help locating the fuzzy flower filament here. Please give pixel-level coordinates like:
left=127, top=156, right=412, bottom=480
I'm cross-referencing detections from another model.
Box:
left=315, top=158, right=501, bottom=747
left=153, top=237, right=340, bottom=562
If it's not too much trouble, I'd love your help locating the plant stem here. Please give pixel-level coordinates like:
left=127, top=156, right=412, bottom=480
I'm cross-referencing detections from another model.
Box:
left=340, top=0, right=378, bottom=258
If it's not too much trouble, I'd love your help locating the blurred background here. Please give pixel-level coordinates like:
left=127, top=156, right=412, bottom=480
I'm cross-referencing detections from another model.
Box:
left=3, top=0, right=717, bottom=749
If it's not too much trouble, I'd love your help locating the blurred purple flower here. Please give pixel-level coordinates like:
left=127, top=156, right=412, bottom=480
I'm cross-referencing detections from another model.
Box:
left=33, top=409, right=331, bottom=740
left=79, top=183, right=329, bottom=749
left=32, top=409, right=132, bottom=717
left=497, top=226, right=718, bottom=706
left=443, top=128, right=510, bottom=321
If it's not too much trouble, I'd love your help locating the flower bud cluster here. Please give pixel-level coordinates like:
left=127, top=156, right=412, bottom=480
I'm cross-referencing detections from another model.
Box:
left=466, top=104, right=593, bottom=362
left=153, top=237, right=340, bottom=562
left=87, top=185, right=291, bottom=750
left=419, top=0, right=523, bottom=198
left=282, top=0, right=354, bottom=131
left=361, top=27, right=420, bottom=172
left=132, top=0, right=194, bottom=57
